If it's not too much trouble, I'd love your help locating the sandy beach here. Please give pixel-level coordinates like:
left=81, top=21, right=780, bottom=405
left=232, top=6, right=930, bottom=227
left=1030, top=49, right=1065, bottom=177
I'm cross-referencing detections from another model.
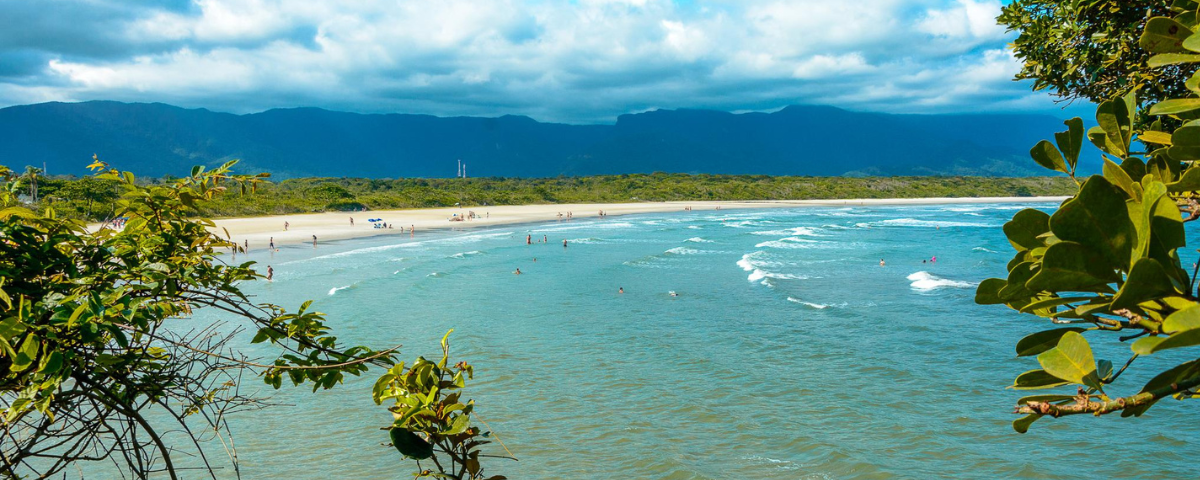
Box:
left=208, top=197, right=1067, bottom=247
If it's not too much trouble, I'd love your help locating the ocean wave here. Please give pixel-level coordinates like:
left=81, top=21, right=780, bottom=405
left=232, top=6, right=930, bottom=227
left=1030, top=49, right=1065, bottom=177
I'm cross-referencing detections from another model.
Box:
left=941, top=205, right=1035, bottom=213
left=739, top=252, right=808, bottom=283
left=972, top=247, right=998, bottom=253
left=754, top=237, right=825, bottom=249
left=687, top=225, right=702, bottom=230
left=664, top=247, right=702, bottom=255
left=684, top=237, right=714, bottom=243
left=328, top=284, right=354, bottom=296
left=532, top=222, right=634, bottom=233
left=300, top=242, right=421, bottom=262
left=856, top=218, right=997, bottom=229
left=786, top=297, right=847, bottom=309
left=750, top=226, right=826, bottom=237
left=430, top=231, right=514, bottom=245
left=748, top=270, right=809, bottom=282
left=566, top=237, right=604, bottom=244
left=449, top=250, right=483, bottom=259
left=907, top=271, right=976, bottom=290
left=427, top=272, right=446, bottom=278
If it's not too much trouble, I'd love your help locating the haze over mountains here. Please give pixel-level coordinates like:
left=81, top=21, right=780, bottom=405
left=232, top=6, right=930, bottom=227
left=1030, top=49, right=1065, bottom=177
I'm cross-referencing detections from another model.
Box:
left=0, top=101, right=1089, bottom=179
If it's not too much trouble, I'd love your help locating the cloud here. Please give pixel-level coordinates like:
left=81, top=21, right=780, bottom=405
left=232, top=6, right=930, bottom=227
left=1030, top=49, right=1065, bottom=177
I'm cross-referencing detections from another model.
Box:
left=0, top=0, right=1060, bottom=122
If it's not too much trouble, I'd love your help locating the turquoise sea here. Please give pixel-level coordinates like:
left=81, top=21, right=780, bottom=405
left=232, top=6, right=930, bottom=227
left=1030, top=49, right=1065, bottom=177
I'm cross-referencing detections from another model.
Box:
left=173, top=203, right=1199, bottom=478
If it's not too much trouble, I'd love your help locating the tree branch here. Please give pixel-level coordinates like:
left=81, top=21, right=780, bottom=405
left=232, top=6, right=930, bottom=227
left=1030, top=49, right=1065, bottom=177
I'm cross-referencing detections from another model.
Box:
left=1017, top=376, right=1200, bottom=417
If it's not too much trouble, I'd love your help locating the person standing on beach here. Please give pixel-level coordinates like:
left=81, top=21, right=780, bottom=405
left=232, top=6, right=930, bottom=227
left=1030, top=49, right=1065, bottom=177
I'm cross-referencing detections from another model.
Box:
left=244, top=239, right=249, bottom=252
left=269, top=237, right=275, bottom=250
left=267, top=266, right=274, bottom=281
left=312, top=235, right=317, bottom=248
left=350, top=217, right=354, bottom=226
left=284, top=221, right=289, bottom=231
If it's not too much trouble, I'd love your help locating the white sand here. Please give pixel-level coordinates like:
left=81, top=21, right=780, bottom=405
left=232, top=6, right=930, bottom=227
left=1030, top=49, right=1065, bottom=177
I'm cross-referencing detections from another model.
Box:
left=208, top=197, right=1067, bottom=247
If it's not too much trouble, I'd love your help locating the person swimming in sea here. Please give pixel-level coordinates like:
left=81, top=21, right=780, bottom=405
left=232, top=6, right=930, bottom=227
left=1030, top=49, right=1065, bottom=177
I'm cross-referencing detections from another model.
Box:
left=879, top=259, right=885, bottom=267
left=514, top=268, right=522, bottom=275
left=563, top=239, right=568, bottom=248
left=618, top=287, right=624, bottom=294
left=267, top=265, right=274, bottom=281
left=669, top=291, right=678, bottom=297
left=527, top=234, right=532, bottom=245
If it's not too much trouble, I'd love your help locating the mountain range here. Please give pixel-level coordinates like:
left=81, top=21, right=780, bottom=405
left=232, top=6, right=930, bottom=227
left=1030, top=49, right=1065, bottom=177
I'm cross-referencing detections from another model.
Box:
left=0, top=101, right=1090, bottom=178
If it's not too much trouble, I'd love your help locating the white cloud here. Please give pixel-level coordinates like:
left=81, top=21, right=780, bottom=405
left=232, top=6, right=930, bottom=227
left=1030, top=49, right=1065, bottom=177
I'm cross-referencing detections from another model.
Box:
left=917, top=0, right=1006, bottom=41
left=0, top=0, right=1058, bottom=122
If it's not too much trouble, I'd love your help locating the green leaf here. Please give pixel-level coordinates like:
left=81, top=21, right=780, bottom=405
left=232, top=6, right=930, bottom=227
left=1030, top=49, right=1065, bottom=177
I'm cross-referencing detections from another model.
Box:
left=1151, top=97, right=1200, bottom=115
left=1056, top=118, right=1084, bottom=172
left=1148, top=53, right=1200, bottom=68
left=1103, top=158, right=1139, bottom=200
left=1012, top=369, right=1071, bottom=390
left=1000, top=262, right=1039, bottom=301
left=1088, top=126, right=1122, bottom=157
left=1164, top=303, right=1200, bottom=333
left=1111, top=258, right=1179, bottom=310
left=974, top=278, right=1007, bottom=305
left=1037, top=331, right=1098, bottom=386
left=1013, top=413, right=1043, bottom=434
left=37, top=350, right=63, bottom=375
left=1029, top=140, right=1067, bottom=174
left=1049, top=176, right=1135, bottom=270
left=1142, top=17, right=1195, bottom=53
left=1096, top=98, right=1132, bottom=158
left=444, top=413, right=471, bottom=435
left=1025, top=241, right=1120, bottom=293
left=1139, top=130, right=1174, bottom=145
left=1136, top=328, right=1200, bottom=354
left=1187, top=70, right=1200, bottom=94
left=1169, top=125, right=1200, bottom=160
left=1131, top=180, right=1166, bottom=263
left=1003, top=209, right=1051, bottom=252
left=11, top=333, right=39, bottom=372
left=1015, top=328, right=1087, bottom=357
left=1169, top=166, right=1200, bottom=192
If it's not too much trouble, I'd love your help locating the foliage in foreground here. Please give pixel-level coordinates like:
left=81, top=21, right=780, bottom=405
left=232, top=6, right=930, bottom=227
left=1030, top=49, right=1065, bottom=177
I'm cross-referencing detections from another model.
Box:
left=979, top=2, right=1200, bottom=431
left=0, top=160, right=499, bottom=479
left=1000, top=0, right=1187, bottom=111
left=374, top=331, right=511, bottom=480
left=30, top=173, right=1076, bottom=222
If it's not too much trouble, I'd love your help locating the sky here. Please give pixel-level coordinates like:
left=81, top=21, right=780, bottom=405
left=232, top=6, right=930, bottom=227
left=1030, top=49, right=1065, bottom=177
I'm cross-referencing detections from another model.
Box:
left=0, top=0, right=1073, bottom=123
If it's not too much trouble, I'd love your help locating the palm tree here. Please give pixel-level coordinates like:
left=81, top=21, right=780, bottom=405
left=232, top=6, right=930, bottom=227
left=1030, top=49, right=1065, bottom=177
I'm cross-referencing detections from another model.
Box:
left=23, top=166, right=41, bottom=202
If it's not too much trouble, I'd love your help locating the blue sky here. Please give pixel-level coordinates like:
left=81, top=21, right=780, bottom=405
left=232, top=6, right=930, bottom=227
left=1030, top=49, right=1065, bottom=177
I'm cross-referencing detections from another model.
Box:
left=0, top=0, right=1073, bottom=123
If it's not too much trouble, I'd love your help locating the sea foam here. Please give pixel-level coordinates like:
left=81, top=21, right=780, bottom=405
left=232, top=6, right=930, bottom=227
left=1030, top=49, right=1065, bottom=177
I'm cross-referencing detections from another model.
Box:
left=907, top=271, right=975, bottom=290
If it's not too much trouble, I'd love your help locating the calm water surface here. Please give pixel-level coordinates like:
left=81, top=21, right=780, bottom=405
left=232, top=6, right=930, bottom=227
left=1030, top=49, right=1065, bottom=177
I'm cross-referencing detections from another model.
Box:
left=142, top=203, right=1200, bottom=478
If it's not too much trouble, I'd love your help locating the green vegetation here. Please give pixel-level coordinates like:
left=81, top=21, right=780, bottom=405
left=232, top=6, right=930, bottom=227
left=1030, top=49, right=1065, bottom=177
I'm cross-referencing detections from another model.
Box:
left=30, top=173, right=1076, bottom=221
left=375, top=331, right=512, bottom=479
left=1000, top=0, right=1186, bottom=110
left=980, top=1, right=1200, bottom=431
left=0, top=159, right=498, bottom=479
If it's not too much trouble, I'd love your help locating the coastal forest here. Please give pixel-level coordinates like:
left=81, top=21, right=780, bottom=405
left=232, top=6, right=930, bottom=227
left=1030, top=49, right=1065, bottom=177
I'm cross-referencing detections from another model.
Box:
left=28, top=172, right=1074, bottom=221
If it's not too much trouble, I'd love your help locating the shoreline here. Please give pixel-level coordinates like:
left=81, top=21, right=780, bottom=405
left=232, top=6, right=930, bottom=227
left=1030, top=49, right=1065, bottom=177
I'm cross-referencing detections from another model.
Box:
left=209, top=196, right=1067, bottom=247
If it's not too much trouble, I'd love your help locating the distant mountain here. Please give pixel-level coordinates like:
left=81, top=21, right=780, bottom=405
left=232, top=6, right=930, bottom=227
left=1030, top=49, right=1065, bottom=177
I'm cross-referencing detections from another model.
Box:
left=0, top=101, right=1091, bottom=178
